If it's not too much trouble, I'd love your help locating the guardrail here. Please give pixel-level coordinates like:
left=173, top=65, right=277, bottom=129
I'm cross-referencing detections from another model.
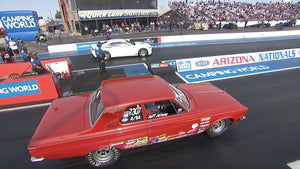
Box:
left=47, top=30, right=300, bottom=54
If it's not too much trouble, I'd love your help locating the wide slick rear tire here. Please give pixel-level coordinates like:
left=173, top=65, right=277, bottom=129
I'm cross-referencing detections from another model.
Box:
left=86, top=147, right=121, bottom=168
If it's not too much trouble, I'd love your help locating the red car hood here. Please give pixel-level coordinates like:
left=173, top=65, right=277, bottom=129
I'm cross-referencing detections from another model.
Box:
left=178, top=83, right=244, bottom=111
left=29, top=94, right=91, bottom=148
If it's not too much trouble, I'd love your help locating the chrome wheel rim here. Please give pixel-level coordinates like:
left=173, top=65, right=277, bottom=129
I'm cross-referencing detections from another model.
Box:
left=92, top=148, right=114, bottom=164
left=139, top=50, right=147, bottom=56
left=211, top=120, right=225, bottom=133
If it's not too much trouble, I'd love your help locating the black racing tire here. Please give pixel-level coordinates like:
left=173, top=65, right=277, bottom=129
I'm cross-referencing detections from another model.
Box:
left=138, top=48, right=148, bottom=57
left=86, top=147, right=121, bottom=168
left=206, top=119, right=230, bottom=137
left=8, top=73, right=21, bottom=79
left=103, top=51, right=111, bottom=61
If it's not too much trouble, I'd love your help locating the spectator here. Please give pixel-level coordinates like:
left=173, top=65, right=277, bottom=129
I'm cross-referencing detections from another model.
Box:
left=1, top=47, right=15, bottom=63
left=16, top=37, right=25, bottom=53
left=35, top=33, right=42, bottom=49
left=30, top=52, right=46, bottom=74
left=8, top=38, right=19, bottom=58
left=106, top=29, right=111, bottom=40
left=20, top=46, right=30, bottom=61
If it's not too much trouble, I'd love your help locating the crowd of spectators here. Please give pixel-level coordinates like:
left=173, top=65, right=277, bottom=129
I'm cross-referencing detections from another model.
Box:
left=88, top=1, right=300, bottom=37
left=169, top=1, right=300, bottom=23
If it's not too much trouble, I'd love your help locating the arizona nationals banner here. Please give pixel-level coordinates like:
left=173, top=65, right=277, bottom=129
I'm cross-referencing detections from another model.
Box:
left=176, top=48, right=300, bottom=72
left=0, top=10, right=39, bottom=41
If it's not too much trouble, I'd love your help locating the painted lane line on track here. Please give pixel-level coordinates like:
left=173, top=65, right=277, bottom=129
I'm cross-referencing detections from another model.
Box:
left=0, top=102, right=51, bottom=113
left=287, top=159, right=300, bottom=169
left=72, top=63, right=149, bottom=73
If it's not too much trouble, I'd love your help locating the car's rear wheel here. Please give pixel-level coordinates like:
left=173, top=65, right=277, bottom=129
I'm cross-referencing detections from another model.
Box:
left=103, top=51, right=111, bottom=61
left=86, top=147, right=121, bottom=168
left=138, top=48, right=148, bottom=57
left=206, top=119, right=230, bottom=137
left=8, top=73, right=21, bottom=79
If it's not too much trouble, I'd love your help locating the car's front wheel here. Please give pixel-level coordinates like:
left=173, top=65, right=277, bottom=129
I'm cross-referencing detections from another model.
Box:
left=206, top=119, right=230, bottom=137
left=138, top=48, right=148, bottom=57
left=86, top=147, right=121, bottom=168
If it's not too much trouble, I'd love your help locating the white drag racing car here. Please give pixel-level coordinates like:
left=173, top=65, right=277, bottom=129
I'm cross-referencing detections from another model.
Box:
left=91, top=39, right=152, bottom=60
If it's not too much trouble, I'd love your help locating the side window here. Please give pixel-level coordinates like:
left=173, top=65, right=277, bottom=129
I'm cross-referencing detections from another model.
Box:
left=110, top=42, right=122, bottom=47
left=145, top=100, right=179, bottom=119
left=171, top=100, right=186, bottom=114
left=120, top=104, right=143, bottom=123
left=121, top=42, right=131, bottom=47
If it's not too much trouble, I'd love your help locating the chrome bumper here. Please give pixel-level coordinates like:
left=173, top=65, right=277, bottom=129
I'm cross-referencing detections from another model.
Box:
left=240, top=116, right=247, bottom=121
left=31, top=156, right=44, bottom=162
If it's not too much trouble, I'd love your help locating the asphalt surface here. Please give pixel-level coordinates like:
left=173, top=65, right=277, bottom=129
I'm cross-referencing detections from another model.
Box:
left=1, top=29, right=300, bottom=169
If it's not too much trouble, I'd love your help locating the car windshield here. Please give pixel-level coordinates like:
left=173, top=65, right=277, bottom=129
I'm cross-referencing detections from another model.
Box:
left=89, top=89, right=104, bottom=126
left=170, top=84, right=190, bottom=110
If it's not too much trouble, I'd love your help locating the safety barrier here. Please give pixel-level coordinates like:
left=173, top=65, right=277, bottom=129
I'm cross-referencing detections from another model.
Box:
left=0, top=74, right=59, bottom=107
left=47, top=30, right=300, bottom=53
left=176, top=48, right=300, bottom=72
left=0, top=57, right=70, bottom=79
left=0, top=57, right=71, bottom=107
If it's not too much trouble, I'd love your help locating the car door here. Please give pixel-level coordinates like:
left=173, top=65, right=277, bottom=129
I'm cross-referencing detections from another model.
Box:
left=118, top=104, right=148, bottom=149
left=108, top=41, right=133, bottom=57
left=144, top=100, right=200, bottom=145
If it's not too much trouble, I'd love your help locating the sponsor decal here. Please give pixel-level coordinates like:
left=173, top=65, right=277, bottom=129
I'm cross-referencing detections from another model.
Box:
left=76, top=42, right=96, bottom=50
left=185, top=65, right=271, bottom=80
left=177, top=61, right=192, bottom=72
left=78, top=9, right=158, bottom=20
left=144, top=38, right=155, bottom=43
left=150, top=63, right=160, bottom=69
left=197, top=128, right=205, bottom=134
left=177, top=131, right=187, bottom=138
left=125, top=136, right=148, bottom=149
left=259, top=49, right=296, bottom=62
left=167, top=134, right=178, bottom=141
left=200, top=117, right=211, bottom=128
left=0, top=80, right=40, bottom=99
left=0, top=14, right=37, bottom=31
left=159, top=63, right=169, bottom=68
left=149, top=134, right=168, bottom=144
left=110, top=142, right=124, bottom=147
left=201, top=117, right=211, bottom=121
left=192, top=123, right=199, bottom=129
left=212, top=55, right=256, bottom=66
left=187, top=128, right=197, bottom=134
left=162, top=60, right=176, bottom=68
left=196, top=60, right=210, bottom=67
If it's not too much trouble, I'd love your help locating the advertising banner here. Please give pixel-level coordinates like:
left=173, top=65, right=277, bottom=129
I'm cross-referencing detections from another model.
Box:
left=78, top=9, right=158, bottom=20
left=0, top=80, right=40, bottom=99
left=177, top=57, right=300, bottom=83
left=0, top=10, right=39, bottom=41
left=176, top=48, right=300, bottom=72
left=0, top=75, right=59, bottom=107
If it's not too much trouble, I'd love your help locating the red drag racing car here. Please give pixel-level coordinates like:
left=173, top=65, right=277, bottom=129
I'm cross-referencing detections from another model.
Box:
left=28, top=75, right=248, bottom=167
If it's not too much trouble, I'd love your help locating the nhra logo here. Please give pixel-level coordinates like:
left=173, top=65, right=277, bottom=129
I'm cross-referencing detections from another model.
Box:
left=196, top=60, right=210, bottom=67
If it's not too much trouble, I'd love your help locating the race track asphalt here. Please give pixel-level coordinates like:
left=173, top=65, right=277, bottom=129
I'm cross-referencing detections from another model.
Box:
left=0, top=35, right=300, bottom=169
